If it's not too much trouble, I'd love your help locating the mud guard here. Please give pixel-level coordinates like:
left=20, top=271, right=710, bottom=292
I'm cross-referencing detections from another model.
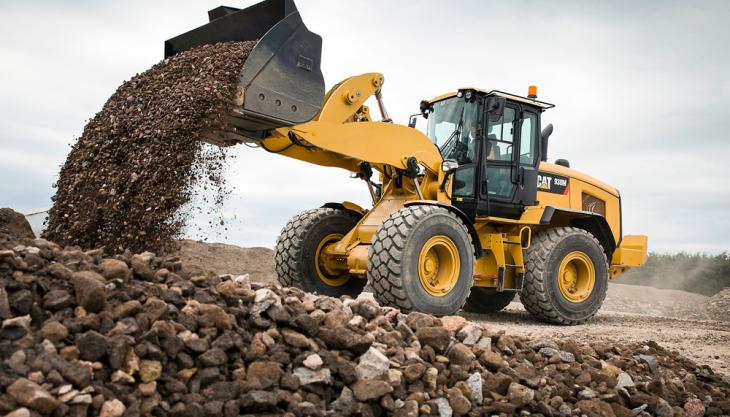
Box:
left=321, top=202, right=367, bottom=219
left=403, top=201, right=482, bottom=257
left=540, top=206, right=616, bottom=261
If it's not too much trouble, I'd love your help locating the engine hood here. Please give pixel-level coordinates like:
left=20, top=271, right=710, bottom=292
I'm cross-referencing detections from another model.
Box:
left=539, top=162, right=619, bottom=197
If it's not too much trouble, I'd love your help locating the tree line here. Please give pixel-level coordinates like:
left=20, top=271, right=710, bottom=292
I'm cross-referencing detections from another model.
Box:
left=617, top=252, right=730, bottom=296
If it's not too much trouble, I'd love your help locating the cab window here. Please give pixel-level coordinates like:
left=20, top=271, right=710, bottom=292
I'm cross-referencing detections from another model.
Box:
left=519, top=112, right=538, bottom=165
left=486, top=107, right=515, bottom=161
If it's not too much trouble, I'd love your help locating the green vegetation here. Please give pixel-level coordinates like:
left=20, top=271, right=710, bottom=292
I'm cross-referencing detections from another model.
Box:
left=618, top=252, right=730, bottom=296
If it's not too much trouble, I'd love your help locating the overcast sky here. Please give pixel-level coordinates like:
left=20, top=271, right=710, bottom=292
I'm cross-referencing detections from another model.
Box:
left=1, top=0, right=729, bottom=253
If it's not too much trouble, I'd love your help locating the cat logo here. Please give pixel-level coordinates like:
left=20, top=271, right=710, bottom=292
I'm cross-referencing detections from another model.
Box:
left=537, top=172, right=570, bottom=195
left=538, top=175, right=552, bottom=190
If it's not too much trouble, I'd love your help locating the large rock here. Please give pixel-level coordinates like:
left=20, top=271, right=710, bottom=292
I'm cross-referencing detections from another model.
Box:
left=239, top=390, right=277, bottom=412
left=479, top=350, right=504, bottom=371
left=72, top=271, right=106, bottom=312
left=302, top=353, right=323, bottom=370
left=456, top=324, right=482, bottom=346
left=77, top=330, right=108, bottom=361
left=99, top=258, right=130, bottom=280
left=139, top=360, right=162, bottom=383
left=447, top=387, right=471, bottom=416
left=507, top=382, right=535, bottom=407
left=684, top=398, right=705, bottom=417
left=355, top=347, right=390, bottom=380
left=440, top=315, right=466, bottom=332
left=293, top=367, right=332, bottom=385
left=99, top=399, right=126, bottom=417
left=433, top=397, right=453, bottom=417
left=0, top=208, right=34, bottom=239
left=576, top=399, right=617, bottom=417
left=199, top=348, right=227, bottom=367
left=198, top=303, right=231, bottom=330
left=352, top=380, right=393, bottom=401
left=247, top=361, right=283, bottom=384
left=318, top=327, right=371, bottom=354
left=41, top=320, right=68, bottom=343
left=331, top=387, right=358, bottom=415
left=448, top=343, right=476, bottom=366
left=42, top=290, right=74, bottom=311
left=7, top=378, right=59, bottom=414
left=416, top=326, right=451, bottom=352
left=465, top=372, right=483, bottom=405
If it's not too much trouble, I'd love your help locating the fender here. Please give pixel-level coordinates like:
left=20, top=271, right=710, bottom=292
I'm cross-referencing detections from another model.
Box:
left=404, top=200, right=483, bottom=258
left=322, top=201, right=367, bottom=219
left=540, top=206, right=616, bottom=259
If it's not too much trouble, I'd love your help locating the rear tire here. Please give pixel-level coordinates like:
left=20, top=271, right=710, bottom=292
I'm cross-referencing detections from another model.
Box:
left=368, top=206, right=474, bottom=316
left=275, top=208, right=365, bottom=297
left=463, top=288, right=516, bottom=314
left=520, top=227, right=608, bottom=325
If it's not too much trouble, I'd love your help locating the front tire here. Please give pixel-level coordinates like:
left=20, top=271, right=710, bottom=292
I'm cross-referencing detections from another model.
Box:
left=463, top=288, right=516, bottom=314
left=275, top=208, right=365, bottom=297
left=368, top=206, right=474, bottom=316
left=520, top=227, right=608, bottom=325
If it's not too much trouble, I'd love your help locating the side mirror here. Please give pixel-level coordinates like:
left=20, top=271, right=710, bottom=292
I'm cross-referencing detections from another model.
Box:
left=419, top=100, right=431, bottom=119
left=441, top=159, right=459, bottom=174
left=408, top=114, right=419, bottom=128
left=486, top=97, right=506, bottom=122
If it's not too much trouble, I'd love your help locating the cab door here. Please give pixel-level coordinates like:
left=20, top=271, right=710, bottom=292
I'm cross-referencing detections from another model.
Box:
left=477, top=99, right=540, bottom=219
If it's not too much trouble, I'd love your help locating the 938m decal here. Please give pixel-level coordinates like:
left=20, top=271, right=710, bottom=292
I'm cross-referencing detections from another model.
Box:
left=537, top=172, right=570, bottom=195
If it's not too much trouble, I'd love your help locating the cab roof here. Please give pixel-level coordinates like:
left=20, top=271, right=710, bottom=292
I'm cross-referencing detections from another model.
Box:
left=425, top=88, right=555, bottom=110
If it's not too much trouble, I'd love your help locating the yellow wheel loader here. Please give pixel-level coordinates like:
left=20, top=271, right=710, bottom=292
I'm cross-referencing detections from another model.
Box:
left=166, top=0, right=648, bottom=324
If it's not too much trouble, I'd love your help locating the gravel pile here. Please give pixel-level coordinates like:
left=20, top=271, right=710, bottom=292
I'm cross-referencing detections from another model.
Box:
left=1, top=231, right=729, bottom=417
left=706, top=288, right=730, bottom=322
left=44, top=41, right=257, bottom=254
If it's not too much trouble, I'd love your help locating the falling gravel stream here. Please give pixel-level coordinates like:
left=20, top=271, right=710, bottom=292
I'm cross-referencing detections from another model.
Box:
left=44, top=41, right=257, bottom=254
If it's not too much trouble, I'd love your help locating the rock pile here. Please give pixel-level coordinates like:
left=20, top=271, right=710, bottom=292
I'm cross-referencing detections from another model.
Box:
left=1, top=232, right=729, bottom=417
left=44, top=41, right=257, bottom=254
left=706, top=288, right=730, bottom=322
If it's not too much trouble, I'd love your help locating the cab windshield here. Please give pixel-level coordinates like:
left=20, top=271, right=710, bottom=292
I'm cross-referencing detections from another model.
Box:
left=426, top=96, right=479, bottom=164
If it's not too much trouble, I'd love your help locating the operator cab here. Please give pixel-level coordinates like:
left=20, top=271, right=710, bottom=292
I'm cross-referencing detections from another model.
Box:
left=420, top=88, right=554, bottom=220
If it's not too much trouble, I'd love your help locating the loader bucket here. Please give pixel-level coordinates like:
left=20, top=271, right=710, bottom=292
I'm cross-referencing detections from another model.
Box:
left=164, top=0, right=325, bottom=132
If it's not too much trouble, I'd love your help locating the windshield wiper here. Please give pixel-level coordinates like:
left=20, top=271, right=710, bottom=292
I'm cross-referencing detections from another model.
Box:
left=439, top=112, right=465, bottom=157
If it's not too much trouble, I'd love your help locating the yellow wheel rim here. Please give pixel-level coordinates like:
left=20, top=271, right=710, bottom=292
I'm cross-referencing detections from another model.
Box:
left=557, top=251, right=596, bottom=303
left=418, top=235, right=460, bottom=297
left=315, top=233, right=350, bottom=287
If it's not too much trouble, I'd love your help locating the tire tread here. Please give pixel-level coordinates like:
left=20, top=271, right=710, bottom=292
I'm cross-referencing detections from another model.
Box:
left=274, top=207, right=354, bottom=289
left=368, top=206, right=473, bottom=313
left=520, top=227, right=608, bottom=325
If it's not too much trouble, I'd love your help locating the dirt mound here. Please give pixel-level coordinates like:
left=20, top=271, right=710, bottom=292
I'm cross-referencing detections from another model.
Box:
left=604, top=283, right=710, bottom=320
left=707, top=288, right=730, bottom=322
left=1, top=233, right=729, bottom=417
left=44, top=41, right=256, bottom=254
left=0, top=208, right=35, bottom=239
left=174, top=239, right=274, bottom=283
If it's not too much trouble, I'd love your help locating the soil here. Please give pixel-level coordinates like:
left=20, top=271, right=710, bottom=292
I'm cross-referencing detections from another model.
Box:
left=43, top=41, right=257, bottom=254
left=174, top=239, right=275, bottom=283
